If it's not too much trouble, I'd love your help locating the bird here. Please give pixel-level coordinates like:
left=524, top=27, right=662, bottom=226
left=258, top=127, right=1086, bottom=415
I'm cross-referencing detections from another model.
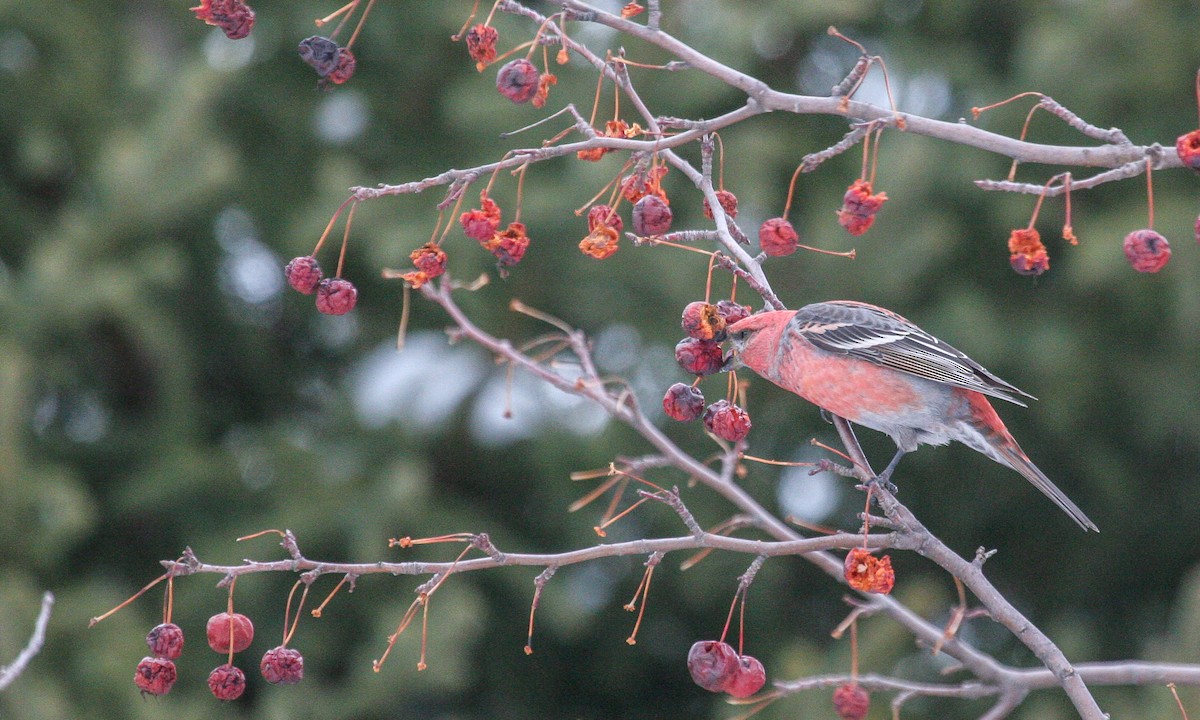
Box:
left=725, top=301, right=1097, bottom=532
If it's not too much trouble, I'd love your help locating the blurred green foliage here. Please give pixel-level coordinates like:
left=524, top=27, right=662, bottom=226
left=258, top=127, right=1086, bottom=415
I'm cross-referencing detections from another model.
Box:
left=2, top=1, right=1200, bottom=718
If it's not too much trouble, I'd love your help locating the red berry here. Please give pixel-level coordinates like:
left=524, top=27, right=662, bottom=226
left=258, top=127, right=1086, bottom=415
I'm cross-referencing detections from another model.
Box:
left=681, top=301, right=727, bottom=341
left=703, top=400, right=751, bottom=442
left=484, top=222, right=530, bottom=268
left=315, top=278, right=358, bottom=315
left=206, top=612, right=255, bottom=654
left=465, top=24, right=499, bottom=66
left=1007, top=227, right=1049, bottom=277
left=1177, top=129, right=1200, bottom=170
left=758, top=217, right=799, bottom=257
left=134, top=656, right=177, bottom=696
left=674, top=337, right=725, bottom=377
left=837, top=179, right=887, bottom=236
left=662, top=383, right=705, bottom=422
left=725, top=654, right=766, bottom=698
left=285, top=256, right=323, bottom=294
left=703, top=190, right=739, bottom=220
left=192, top=0, right=255, bottom=40
left=208, top=663, right=247, bottom=701
left=260, top=646, right=304, bottom=685
left=833, top=682, right=871, bottom=720
left=578, top=225, right=620, bottom=260
left=297, top=36, right=340, bottom=77
left=1123, top=229, right=1171, bottom=273
left=1195, top=214, right=1200, bottom=244
left=586, top=204, right=624, bottom=234
left=496, top=58, right=540, bottom=104
left=461, top=194, right=503, bottom=243
left=843, top=547, right=895, bottom=594
left=146, top=622, right=185, bottom=660
left=325, top=48, right=356, bottom=85
left=410, top=243, right=448, bottom=279
left=715, top=300, right=751, bottom=325
left=632, top=195, right=672, bottom=235
left=686, top=640, right=739, bottom=693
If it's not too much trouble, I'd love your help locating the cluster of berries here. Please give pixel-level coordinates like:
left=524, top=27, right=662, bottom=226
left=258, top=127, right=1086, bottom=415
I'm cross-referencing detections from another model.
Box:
left=134, top=613, right=303, bottom=699
left=663, top=301, right=752, bottom=442
left=284, top=256, right=358, bottom=315
left=685, top=640, right=765, bottom=698
left=459, top=191, right=530, bottom=274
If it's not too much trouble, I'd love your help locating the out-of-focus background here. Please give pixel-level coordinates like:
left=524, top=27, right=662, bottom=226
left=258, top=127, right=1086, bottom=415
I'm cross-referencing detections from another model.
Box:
left=2, top=1, right=1200, bottom=718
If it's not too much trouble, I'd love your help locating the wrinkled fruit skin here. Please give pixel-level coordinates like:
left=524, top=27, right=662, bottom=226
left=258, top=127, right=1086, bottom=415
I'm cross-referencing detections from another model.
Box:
left=260, top=646, right=304, bottom=685
left=285, top=256, right=323, bottom=294
left=1007, top=227, right=1049, bottom=277
left=725, top=655, right=766, bottom=698
left=703, top=400, right=752, bottom=442
left=715, top=300, right=751, bottom=325
left=686, top=640, right=739, bottom=693
left=1010, top=250, right=1049, bottom=276
left=146, top=623, right=185, bottom=660
left=833, top=682, right=871, bottom=720
left=208, top=664, right=247, bottom=701
left=632, top=195, right=673, bottom=235
left=674, top=337, right=725, bottom=377
left=681, top=301, right=726, bottom=341
left=662, top=382, right=705, bottom=422
left=1177, top=129, right=1200, bottom=170
left=134, top=656, right=177, bottom=696
left=298, top=36, right=340, bottom=77
left=837, top=179, right=887, bottom=236
left=315, top=278, right=358, bottom=315
left=325, top=48, right=356, bottom=86
left=579, top=226, right=619, bottom=259
left=465, top=24, right=499, bottom=66
left=586, top=204, right=624, bottom=234
left=1123, top=229, right=1171, bottom=273
left=703, top=190, right=739, bottom=220
left=192, top=0, right=255, bottom=40
left=844, top=547, right=895, bottom=594
left=759, top=217, right=799, bottom=257
left=206, top=612, right=255, bottom=654
left=410, top=243, right=448, bottom=279
left=496, top=58, right=540, bottom=103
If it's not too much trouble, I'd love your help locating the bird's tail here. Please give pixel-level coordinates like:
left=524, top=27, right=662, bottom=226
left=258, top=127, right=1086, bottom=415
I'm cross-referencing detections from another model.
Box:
left=961, top=392, right=1099, bottom=532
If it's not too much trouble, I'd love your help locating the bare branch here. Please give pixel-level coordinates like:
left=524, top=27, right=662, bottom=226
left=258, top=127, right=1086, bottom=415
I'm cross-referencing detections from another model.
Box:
left=0, top=592, right=55, bottom=692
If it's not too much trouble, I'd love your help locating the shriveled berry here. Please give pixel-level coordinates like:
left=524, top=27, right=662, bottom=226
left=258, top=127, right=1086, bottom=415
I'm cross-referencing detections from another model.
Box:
left=465, top=24, right=499, bottom=67
left=687, top=640, right=739, bottom=693
left=1123, top=229, right=1171, bottom=273
left=410, top=243, right=448, bottom=279
left=675, top=337, right=725, bottom=377
left=208, top=663, right=247, bottom=701
left=715, top=300, right=751, bottom=325
left=531, top=72, right=557, bottom=109
left=1007, top=227, right=1049, bottom=277
left=621, top=165, right=668, bottom=203
left=315, top=278, right=358, bottom=315
left=579, top=225, right=619, bottom=260
left=833, top=682, right=871, bottom=720
left=484, top=222, right=530, bottom=267
left=496, top=58, right=540, bottom=104
left=146, top=622, right=185, bottom=660
left=662, top=383, right=705, bottom=422
left=325, top=48, right=356, bottom=85
left=587, top=204, right=624, bottom=234
left=681, top=301, right=726, bottom=341
left=1195, top=214, right=1200, bottom=244
left=837, top=179, right=887, bottom=236
left=206, top=612, right=255, bottom=654
left=461, top=194, right=502, bottom=243
left=298, top=36, right=340, bottom=77
left=726, top=654, right=766, bottom=698
left=703, top=400, right=751, bottom=442
left=134, top=656, right=177, bottom=696
left=632, top=195, right=672, bottom=235
left=1010, top=250, right=1049, bottom=276
left=285, top=256, right=323, bottom=294
left=1177, top=129, right=1200, bottom=171
left=260, top=646, right=304, bottom=685
left=192, top=0, right=255, bottom=40
left=759, top=217, right=799, bottom=257
left=702, top=189, right=739, bottom=220
left=844, top=547, right=895, bottom=594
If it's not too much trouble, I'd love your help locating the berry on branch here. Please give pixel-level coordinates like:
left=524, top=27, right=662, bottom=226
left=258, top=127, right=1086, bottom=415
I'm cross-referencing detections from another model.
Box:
left=686, top=640, right=739, bottom=693
left=632, top=195, right=672, bottom=236
left=702, top=190, right=739, bottom=220
left=134, top=656, right=178, bottom=696
left=579, top=225, right=620, bottom=259
left=703, top=400, right=752, bottom=442
left=833, top=682, right=871, bottom=720
left=191, top=0, right=256, bottom=40
left=285, top=256, right=323, bottom=294
left=496, top=58, right=540, bottom=104
left=715, top=300, right=751, bottom=325
left=680, top=301, right=727, bottom=341
left=260, top=646, right=305, bottom=685
left=758, top=217, right=799, bottom=257
left=837, top=179, right=887, bottom=236
left=1007, top=227, right=1049, bottom=277
left=465, top=24, right=499, bottom=68
left=674, top=337, right=725, bottom=377
left=206, top=612, right=255, bottom=654
left=208, top=663, right=247, bottom=701
left=725, top=654, right=766, bottom=698
left=586, top=204, right=623, bottom=234
left=315, top=278, right=359, bottom=315
left=1123, top=229, right=1171, bottom=273
left=843, top=548, right=895, bottom=594
left=662, top=382, right=705, bottom=422
left=146, top=622, right=185, bottom=660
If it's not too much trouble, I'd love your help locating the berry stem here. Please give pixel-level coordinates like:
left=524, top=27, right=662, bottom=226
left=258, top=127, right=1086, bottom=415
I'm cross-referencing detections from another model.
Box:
left=88, top=568, right=175, bottom=627
left=282, top=580, right=309, bottom=647
left=1194, top=69, right=1200, bottom=126
left=512, top=161, right=529, bottom=224
left=849, top=618, right=859, bottom=683
left=781, top=163, right=804, bottom=218
left=713, top=132, right=726, bottom=190
left=970, top=91, right=1045, bottom=120
left=335, top=200, right=358, bottom=278
left=311, top=195, right=357, bottom=258
left=1145, top=157, right=1155, bottom=229
left=226, top=577, right=238, bottom=666
left=525, top=567, right=556, bottom=655
left=344, top=0, right=376, bottom=51
left=703, top=252, right=717, bottom=304
left=327, top=0, right=360, bottom=41
left=396, top=284, right=411, bottom=351
left=315, top=0, right=356, bottom=29
left=311, top=574, right=352, bottom=618
left=450, top=0, right=483, bottom=41
left=481, top=0, right=503, bottom=29
left=163, top=574, right=174, bottom=625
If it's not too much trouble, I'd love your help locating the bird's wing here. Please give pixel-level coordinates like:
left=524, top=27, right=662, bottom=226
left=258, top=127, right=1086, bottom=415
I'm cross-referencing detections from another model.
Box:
left=787, top=301, right=1034, bottom=406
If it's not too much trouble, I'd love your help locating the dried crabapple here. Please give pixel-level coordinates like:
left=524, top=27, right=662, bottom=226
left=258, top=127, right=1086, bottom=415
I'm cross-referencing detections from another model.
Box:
left=192, top=0, right=255, bottom=40
left=260, top=646, right=304, bottom=685
left=702, top=189, right=739, bottom=220
left=485, top=222, right=530, bottom=267
left=465, top=24, right=498, bottom=67
left=703, top=400, right=752, bottom=442
left=715, top=300, right=751, bottom=325
left=325, top=48, right=357, bottom=86
left=674, top=337, right=725, bottom=377
left=1007, top=227, right=1049, bottom=277
left=662, top=382, right=705, bottom=422
left=725, top=654, right=766, bottom=698
left=680, top=301, right=726, bottom=341
left=206, top=612, right=255, bottom=654
left=298, top=36, right=340, bottom=78
left=686, top=640, right=738, bottom=693
left=410, top=243, right=448, bottom=279
left=134, top=656, right=177, bottom=696
left=146, top=622, right=185, bottom=660
left=833, top=682, right=871, bottom=720
left=632, top=195, right=672, bottom=236
left=844, top=547, right=895, bottom=594
left=285, top=256, right=323, bottom=294
left=496, top=58, right=540, bottom=104
left=315, top=278, right=358, bottom=315
left=1177, top=129, right=1200, bottom=171
left=531, top=72, right=557, bottom=109
left=758, top=217, right=799, bottom=257
left=208, top=663, right=247, bottom=701
left=621, top=165, right=668, bottom=203
left=579, top=225, right=619, bottom=260
left=1123, top=229, right=1171, bottom=273
left=586, top=204, right=623, bottom=234
left=461, top=194, right=502, bottom=242
left=837, top=179, right=887, bottom=236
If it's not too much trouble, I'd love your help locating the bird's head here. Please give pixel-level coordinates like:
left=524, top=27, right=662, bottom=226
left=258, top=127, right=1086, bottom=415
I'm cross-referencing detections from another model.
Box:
left=721, top=310, right=796, bottom=376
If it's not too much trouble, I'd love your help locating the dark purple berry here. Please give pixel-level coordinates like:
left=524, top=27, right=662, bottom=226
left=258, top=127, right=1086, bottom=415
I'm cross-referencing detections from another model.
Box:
left=715, top=300, right=751, bottom=325
left=496, top=58, right=540, bottom=104
left=663, top=383, right=705, bottom=422
left=632, top=195, right=672, bottom=235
